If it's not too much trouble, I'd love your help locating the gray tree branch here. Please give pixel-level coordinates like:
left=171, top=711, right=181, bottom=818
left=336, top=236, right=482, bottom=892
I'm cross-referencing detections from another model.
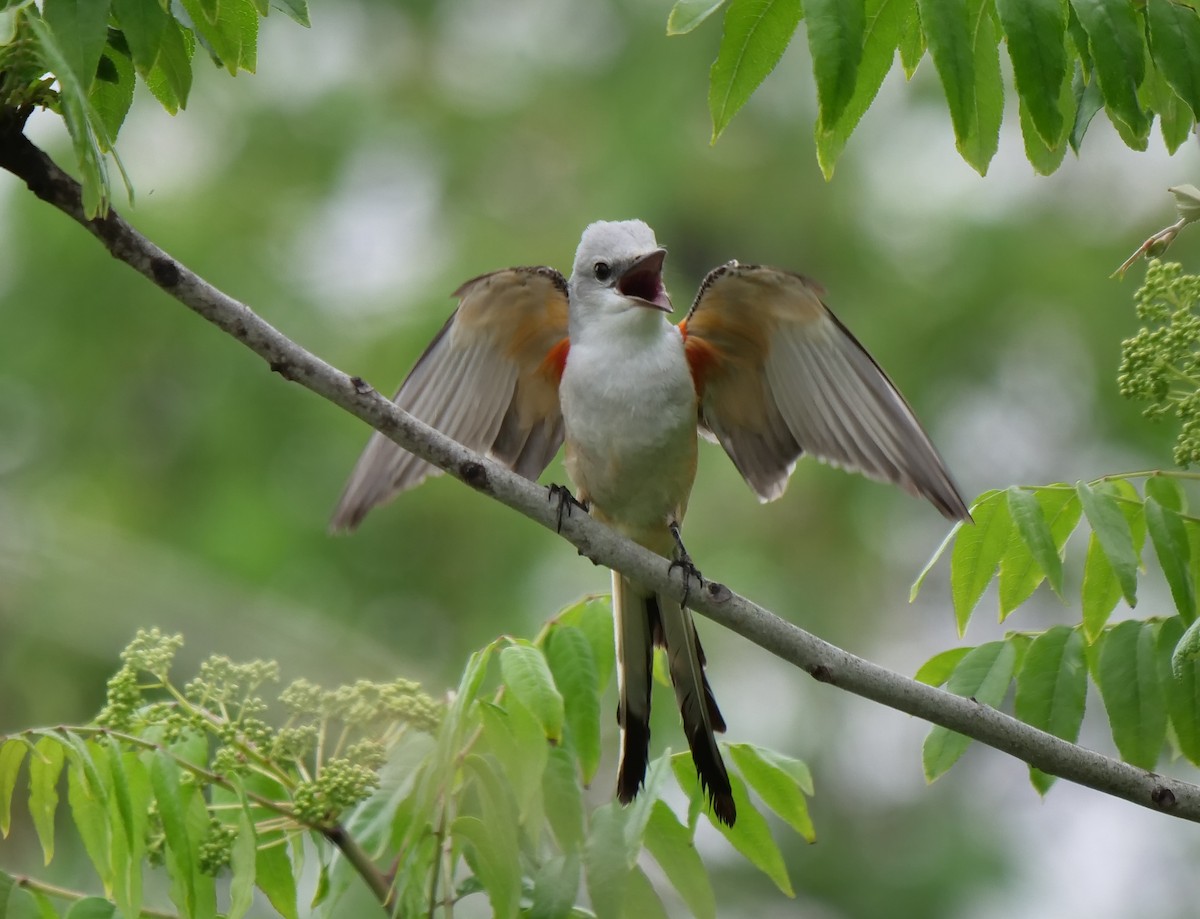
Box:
left=3, top=114, right=1198, bottom=825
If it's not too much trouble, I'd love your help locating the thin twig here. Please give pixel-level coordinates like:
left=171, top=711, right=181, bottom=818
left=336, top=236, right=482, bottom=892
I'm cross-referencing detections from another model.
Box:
left=1, top=121, right=1199, bottom=833
left=11, top=873, right=179, bottom=919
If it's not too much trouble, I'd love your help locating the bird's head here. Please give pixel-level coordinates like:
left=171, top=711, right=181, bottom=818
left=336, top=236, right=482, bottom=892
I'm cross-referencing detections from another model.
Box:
left=568, top=221, right=673, bottom=330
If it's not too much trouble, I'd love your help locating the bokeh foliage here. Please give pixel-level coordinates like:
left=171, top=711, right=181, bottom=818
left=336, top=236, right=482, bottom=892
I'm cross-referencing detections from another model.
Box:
left=3, top=0, right=1200, bottom=916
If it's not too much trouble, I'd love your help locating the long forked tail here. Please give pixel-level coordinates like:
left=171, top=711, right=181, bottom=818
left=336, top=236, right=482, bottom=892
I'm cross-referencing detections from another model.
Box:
left=613, top=573, right=736, bottom=825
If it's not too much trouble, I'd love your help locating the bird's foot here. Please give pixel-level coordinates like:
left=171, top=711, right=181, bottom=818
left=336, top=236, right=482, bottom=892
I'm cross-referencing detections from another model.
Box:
left=548, top=483, right=589, bottom=533
left=668, top=522, right=704, bottom=606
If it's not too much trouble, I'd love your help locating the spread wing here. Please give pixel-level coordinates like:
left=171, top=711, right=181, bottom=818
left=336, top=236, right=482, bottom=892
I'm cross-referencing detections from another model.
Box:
left=331, top=266, right=570, bottom=531
left=680, top=262, right=969, bottom=520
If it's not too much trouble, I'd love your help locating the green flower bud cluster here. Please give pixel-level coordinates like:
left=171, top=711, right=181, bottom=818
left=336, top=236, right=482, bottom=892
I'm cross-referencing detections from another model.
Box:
left=279, top=677, right=441, bottom=733
left=96, top=629, right=185, bottom=730
left=292, top=744, right=385, bottom=825
left=95, top=630, right=443, bottom=837
left=198, top=817, right=237, bottom=875
left=1118, top=261, right=1200, bottom=466
left=185, top=656, right=280, bottom=707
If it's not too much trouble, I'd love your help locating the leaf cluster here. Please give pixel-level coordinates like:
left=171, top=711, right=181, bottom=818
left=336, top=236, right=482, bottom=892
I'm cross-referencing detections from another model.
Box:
left=911, top=474, right=1200, bottom=791
left=669, top=0, right=1200, bottom=177
left=1, top=606, right=817, bottom=918
left=0, top=0, right=309, bottom=217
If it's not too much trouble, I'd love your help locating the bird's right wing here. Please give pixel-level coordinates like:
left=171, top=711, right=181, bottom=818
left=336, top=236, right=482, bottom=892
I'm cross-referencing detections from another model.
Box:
left=681, top=262, right=968, bottom=520
left=330, top=266, right=570, bottom=532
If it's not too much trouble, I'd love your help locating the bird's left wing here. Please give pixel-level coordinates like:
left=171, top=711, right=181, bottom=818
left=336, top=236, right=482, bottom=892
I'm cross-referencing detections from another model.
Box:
left=331, top=266, right=570, bottom=531
left=680, top=263, right=969, bottom=520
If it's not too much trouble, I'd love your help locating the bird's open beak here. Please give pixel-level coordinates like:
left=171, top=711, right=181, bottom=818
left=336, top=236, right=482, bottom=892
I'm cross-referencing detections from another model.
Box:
left=617, top=249, right=672, bottom=312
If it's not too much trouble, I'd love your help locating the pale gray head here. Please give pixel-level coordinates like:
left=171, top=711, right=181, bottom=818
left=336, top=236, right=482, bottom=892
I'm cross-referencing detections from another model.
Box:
left=568, top=220, right=673, bottom=326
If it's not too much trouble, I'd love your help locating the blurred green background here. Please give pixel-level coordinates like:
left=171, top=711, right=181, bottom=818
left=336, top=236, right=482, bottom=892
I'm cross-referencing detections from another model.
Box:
left=3, top=0, right=1200, bottom=915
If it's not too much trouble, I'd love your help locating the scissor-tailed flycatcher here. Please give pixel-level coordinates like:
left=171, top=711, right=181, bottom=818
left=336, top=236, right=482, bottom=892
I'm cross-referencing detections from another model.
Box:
left=332, top=220, right=969, bottom=826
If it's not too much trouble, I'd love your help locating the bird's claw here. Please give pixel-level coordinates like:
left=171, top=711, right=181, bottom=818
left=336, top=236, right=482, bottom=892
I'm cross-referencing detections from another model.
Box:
left=667, top=522, right=703, bottom=605
left=669, top=554, right=704, bottom=606
left=548, top=483, right=589, bottom=533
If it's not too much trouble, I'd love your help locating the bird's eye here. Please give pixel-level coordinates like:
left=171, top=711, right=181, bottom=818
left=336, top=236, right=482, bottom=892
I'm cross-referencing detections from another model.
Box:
left=593, top=261, right=612, bottom=282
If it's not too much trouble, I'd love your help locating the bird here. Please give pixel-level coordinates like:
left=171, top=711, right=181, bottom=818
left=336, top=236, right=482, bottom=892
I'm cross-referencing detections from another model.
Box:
left=331, top=219, right=970, bottom=826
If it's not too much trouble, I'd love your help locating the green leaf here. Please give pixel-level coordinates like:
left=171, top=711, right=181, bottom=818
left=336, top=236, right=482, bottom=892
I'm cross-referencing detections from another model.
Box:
left=815, top=0, right=911, bottom=178
left=107, top=749, right=149, bottom=919
left=29, top=889, right=59, bottom=919
left=0, top=740, right=27, bottom=837
left=950, top=490, right=1011, bottom=633
left=557, top=596, right=615, bottom=692
left=960, top=0, right=1004, bottom=173
left=1005, top=486, right=1066, bottom=598
left=26, top=13, right=109, bottom=216
left=1070, top=0, right=1150, bottom=144
left=998, top=486, right=1080, bottom=617
left=1081, top=532, right=1121, bottom=640
left=111, top=0, right=168, bottom=77
left=995, top=0, right=1067, bottom=144
left=66, top=743, right=112, bottom=891
left=227, top=804, right=256, bottom=919
left=709, top=0, right=804, bottom=141
left=255, top=833, right=298, bottom=919
left=149, top=753, right=197, bottom=918
left=1145, top=474, right=1186, bottom=512
left=918, top=0, right=1003, bottom=172
left=1096, top=619, right=1166, bottom=769
left=1013, top=626, right=1087, bottom=793
left=1158, top=617, right=1200, bottom=765
left=643, top=801, right=716, bottom=919
left=585, top=803, right=637, bottom=919
left=271, top=0, right=310, bottom=27
left=43, top=0, right=111, bottom=92
left=668, top=0, right=727, bottom=34
left=624, top=867, right=670, bottom=919
left=1067, top=0, right=1092, bottom=72
left=90, top=38, right=136, bottom=151
left=1143, top=58, right=1195, bottom=153
left=1018, top=73, right=1072, bottom=174
left=545, top=624, right=602, bottom=783
left=542, top=745, right=585, bottom=853
left=180, top=0, right=258, bottom=74
left=923, top=639, right=1018, bottom=781
left=1147, top=0, right=1200, bottom=118
left=453, top=814, right=520, bottom=919
left=807, top=0, right=866, bottom=132
left=914, top=646, right=971, bottom=686
left=1146, top=497, right=1196, bottom=622
left=673, top=755, right=793, bottom=896
left=63, top=899, right=116, bottom=919
left=727, top=743, right=815, bottom=840
left=479, top=697, right=548, bottom=824
left=1172, top=613, right=1200, bottom=675
left=1069, top=63, right=1104, bottom=151
left=143, top=17, right=195, bottom=113
left=899, top=0, right=925, bottom=76
left=1076, top=481, right=1139, bottom=607
left=3, top=886, right=42, bottom=919
left=500, top=642, right=564, bottom=743
left=528, top=854, right=581, bottom=919
left=29, top=736, right=65, bottom=865
left=917, top=0, right=975, bottom=138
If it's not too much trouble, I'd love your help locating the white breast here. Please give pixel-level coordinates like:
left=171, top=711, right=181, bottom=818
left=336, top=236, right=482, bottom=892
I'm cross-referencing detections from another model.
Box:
left=559, top=320, right=698, bottom=534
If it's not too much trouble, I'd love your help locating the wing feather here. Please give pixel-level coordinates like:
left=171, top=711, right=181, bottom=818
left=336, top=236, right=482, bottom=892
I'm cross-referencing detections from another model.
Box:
left=331, top=266, right=569, bottom=531
left=683, top=263, right=968, bottom=520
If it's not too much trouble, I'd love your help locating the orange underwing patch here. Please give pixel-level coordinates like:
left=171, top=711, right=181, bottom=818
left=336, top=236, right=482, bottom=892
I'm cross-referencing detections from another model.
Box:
left=680, top=319, right=719, bottom=396
left=540, top=337, right=570, bottom=383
